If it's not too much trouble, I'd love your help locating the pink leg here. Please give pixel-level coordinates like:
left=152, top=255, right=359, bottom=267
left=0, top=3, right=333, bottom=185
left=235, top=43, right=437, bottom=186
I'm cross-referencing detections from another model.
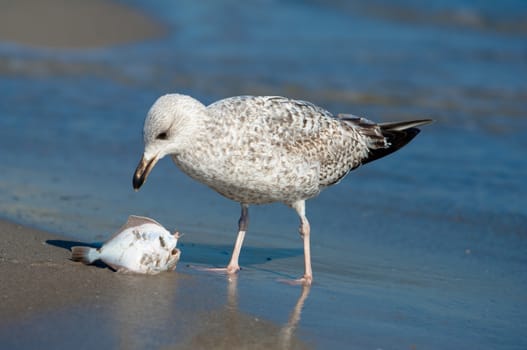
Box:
left=280, top=200, right=313, bottom=286
left=201, top=204, right=248, bottom=274
left=299, top=214, right=313, bottom=285
left=225, top=204, right=249, bottom=273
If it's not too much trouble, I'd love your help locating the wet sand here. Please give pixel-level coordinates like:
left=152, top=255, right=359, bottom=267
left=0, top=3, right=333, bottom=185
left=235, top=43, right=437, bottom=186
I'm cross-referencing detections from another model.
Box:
left=0, top=219, right=114, bottom=323
left=0, top=0, right=165, bottom=48
left=0, top=218, right=310, bottom=349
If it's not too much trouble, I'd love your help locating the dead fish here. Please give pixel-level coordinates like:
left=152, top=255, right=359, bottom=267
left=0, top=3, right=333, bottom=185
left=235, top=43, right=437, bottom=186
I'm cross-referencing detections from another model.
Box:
left=71, top=215, right=181, bottom=274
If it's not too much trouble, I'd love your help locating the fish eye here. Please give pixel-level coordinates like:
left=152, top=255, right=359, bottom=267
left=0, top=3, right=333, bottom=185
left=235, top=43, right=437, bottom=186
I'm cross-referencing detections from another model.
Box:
left=156, top=132, right=168, bottom=140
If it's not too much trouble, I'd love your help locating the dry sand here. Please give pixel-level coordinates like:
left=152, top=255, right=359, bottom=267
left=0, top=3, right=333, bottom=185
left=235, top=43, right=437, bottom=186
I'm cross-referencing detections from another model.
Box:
left=0, top=0, right=165, bottom=48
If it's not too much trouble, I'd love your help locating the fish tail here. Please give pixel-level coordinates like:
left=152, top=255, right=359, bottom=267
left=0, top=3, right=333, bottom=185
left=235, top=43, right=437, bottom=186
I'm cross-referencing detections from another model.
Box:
left=71, top=246, right=99, bottom=264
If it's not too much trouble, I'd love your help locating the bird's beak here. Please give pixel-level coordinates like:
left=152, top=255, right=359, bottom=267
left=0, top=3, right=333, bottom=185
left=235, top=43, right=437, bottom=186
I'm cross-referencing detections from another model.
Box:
left=133, top=154, right=159, bottom=190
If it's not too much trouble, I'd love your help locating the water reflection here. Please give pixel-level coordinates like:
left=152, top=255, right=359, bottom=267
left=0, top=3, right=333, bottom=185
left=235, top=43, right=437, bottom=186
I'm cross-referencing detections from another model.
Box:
left=279, top=284, right=311, bottom=349
left=103, top=271, right=312, bottom=349
left=174, top=273, right=312, bottom=349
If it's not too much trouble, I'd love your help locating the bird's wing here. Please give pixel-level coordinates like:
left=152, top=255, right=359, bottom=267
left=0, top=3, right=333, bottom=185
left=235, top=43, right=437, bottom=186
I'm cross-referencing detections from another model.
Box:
left=208, top=96, right=372, bottom=186
left=208, top=95, right=336, bottom=147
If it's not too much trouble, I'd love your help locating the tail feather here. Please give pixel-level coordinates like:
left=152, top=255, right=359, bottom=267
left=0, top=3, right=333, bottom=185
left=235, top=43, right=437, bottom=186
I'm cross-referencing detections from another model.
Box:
left=378, top=119, right=433, bottom=131
left=71, top=246, right=99, bottom=265
left=362, top=119, right=433, bottom=165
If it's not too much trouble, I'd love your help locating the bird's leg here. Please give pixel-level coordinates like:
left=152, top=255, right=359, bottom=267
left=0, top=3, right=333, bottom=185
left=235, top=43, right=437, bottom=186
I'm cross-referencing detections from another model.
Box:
left=225, top=204, right=249, bottom=274
left=280, top=201, right=313, bottom=286
left=197, top=204, right=248, bottom=275
left=297, top=212, right=313, bottom=285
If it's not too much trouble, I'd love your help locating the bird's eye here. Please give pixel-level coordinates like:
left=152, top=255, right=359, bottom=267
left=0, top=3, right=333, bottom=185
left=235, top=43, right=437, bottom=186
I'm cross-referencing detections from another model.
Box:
left=156, top=132, right=168, bottom=140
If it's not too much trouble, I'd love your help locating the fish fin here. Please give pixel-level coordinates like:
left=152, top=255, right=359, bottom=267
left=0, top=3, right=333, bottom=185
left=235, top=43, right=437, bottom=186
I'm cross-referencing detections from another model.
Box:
left=116, top=267, right=134, bottom=274
left=173, top=231, right=184, bottom=239
left=126, top=215, right=163, bottom=228
left=104, top=262, right=125, bottom=272
left=106, top=215, right=164, bottom=243
left=71, top=246, right=99, bottom=264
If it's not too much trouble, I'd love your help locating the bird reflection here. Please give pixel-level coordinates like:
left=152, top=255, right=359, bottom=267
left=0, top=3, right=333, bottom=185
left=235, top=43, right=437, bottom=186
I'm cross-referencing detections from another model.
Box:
left=280, top=283, right=311, bottom=349
left=227, top=274, right=312, bottom=349
left=178, top=274, right=312, bottom=350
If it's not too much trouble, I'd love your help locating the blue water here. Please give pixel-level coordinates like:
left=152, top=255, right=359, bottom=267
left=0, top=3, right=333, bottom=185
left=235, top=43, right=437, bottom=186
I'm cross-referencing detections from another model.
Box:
left=1, top=1, right=526, bottom=349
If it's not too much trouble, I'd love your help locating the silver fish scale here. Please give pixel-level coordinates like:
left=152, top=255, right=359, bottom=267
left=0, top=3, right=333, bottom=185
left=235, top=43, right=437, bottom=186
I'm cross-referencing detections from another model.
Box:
left=172, top=96, right=386, bottom=205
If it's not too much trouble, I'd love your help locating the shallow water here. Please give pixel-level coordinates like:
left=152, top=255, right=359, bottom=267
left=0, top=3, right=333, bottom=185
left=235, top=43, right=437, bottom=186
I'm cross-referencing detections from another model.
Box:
left=1, top=0, right=526, bottom=349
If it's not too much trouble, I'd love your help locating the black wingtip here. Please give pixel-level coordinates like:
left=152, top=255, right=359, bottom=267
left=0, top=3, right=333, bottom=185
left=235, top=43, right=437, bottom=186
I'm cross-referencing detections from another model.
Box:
left=361, top=127, right=421, bottom=165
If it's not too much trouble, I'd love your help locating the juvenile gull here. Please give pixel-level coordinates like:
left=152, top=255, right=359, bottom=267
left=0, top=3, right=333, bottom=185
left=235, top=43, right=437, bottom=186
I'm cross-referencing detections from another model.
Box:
left=133, top=94, right=432, bottom=285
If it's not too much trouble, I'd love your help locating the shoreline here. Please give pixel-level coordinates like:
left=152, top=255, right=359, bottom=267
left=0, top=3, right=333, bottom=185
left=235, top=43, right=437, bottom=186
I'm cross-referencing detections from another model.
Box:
left=0, top=218, right=310, bottom=349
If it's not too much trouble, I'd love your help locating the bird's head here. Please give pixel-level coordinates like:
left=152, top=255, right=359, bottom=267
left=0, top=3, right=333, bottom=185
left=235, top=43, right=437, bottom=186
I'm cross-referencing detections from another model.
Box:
left=133, top=94, right=206, bottom=190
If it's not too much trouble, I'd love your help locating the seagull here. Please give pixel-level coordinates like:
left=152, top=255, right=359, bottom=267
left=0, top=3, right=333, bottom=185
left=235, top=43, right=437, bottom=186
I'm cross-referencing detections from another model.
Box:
left=133, top=94, right=432, bottom=285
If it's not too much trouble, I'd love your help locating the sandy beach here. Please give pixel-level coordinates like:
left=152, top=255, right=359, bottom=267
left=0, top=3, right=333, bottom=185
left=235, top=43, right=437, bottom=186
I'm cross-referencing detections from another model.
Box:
left=0, top=218, right=116, bottom=323
left=0, top=218, right=310, bottom=349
